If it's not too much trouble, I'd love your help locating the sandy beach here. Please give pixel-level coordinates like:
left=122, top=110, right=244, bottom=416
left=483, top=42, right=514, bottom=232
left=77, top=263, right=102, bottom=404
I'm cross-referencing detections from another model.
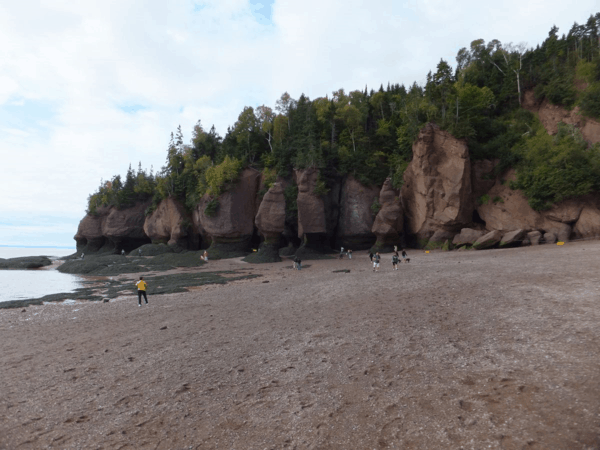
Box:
left=1, top=242, right=599, bottom=449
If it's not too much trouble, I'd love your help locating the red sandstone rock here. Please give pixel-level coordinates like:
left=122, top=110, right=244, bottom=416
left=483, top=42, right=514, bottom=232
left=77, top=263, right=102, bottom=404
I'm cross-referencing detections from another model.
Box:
left=337, top=175, right=380, bottom=248
left=401, top=123, right=472, bottom=242
left=193, top=168, right=261, bottom=242
left=144, top=197, right=194, bottom=247
left=255, top=182, right=286, bottom=242
left=371, top=178, right=403, bottom=248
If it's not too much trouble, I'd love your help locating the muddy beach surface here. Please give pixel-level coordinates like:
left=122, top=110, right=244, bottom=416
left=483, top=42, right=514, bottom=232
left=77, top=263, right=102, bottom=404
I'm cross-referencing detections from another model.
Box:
left=1, top=242, right=599, bottom=449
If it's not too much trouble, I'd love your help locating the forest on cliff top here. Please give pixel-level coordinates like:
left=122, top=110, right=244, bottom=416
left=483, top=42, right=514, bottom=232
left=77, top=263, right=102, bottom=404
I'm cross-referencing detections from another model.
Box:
left=88, top=13, right=600, bottom=216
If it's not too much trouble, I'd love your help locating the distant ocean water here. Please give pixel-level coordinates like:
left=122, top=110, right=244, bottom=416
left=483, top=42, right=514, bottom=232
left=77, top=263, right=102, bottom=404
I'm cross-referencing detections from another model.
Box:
left=0, top=247, right=83, bottom=304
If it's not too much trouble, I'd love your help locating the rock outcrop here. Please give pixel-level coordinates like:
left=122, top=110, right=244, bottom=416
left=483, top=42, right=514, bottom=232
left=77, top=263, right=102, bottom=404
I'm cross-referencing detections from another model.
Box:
left=0, top=256, right=52, bottom=270
left=473, top=230, right=502, bottom=250
left=371, top=178, right=403, bottom=252
left=401, top=123, right=473, bottom=246
left=500, top=229, right=526, bottom=247
left=193, top=168, right=261, bottom=258
left=523, top=90, right=600, bottom=145
left=295, top=168, right=341, bottom=251
left=255, top=182, right=286, bottom=243
left=573, top=206, right=600, bottom=239
left=245, top=182, right=286, bottom=263
left=336, top=176, right=380, bottom=249
left=452, top=228, right=485, bottom=247
left=476, top=170, right=571, bottom=240
left=144, top=197, right=197, bottom=249
left=75, top=202, right=151, bottom=254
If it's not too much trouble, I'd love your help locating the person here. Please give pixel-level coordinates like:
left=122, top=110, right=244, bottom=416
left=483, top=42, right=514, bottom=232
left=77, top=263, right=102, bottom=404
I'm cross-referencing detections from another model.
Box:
left=392, top=252, right=399, bottom=270
left=401, top=249, right=409, bottom=263
left=138, top=248, right=142, bottom=256
left=369, top=252, right=374, bottom=263
left=80, top=252, right=85, bottom=259
left=294, top=256, right=302, bottom=270
left=348, top=249, right=352, bottom=259
left=394, top=245, right=398, bottom=252
left=373, top=252, right=381, bottom=272
left=201, top=251, right=209, bottom=262
left=136, top=276, right=148, bottom=307
left=339, top=247, right=345, bottom=259
left=121, top=249, right=125, bottom=256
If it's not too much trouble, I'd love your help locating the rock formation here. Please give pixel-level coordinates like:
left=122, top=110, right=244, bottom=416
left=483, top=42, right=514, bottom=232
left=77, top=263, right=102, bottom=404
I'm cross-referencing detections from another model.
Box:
left=452, top=228, right=485, bottom=247
left=75, top=202, right=151, bottom=254
left=523, top=90, right=600, bottom=145
left=500, top=229, right=526, bottom=247
left=336, top=175, right=380, bottom=249
left=477, top=170, right=571, bottom=241
left=193, top=167, right=261, bottom=258
left=294, top=168, right=341, bottom=252
left=244, top=182, right=287, bottom=263
left=401, top=123, right=473, bottom=246
left=255, top=182, right=286, bottom=243
left=144, top=197, right=197, bottom=249
left=371, top=178, right=403, bottom=251
left=473, top=230, right=502, bottom=250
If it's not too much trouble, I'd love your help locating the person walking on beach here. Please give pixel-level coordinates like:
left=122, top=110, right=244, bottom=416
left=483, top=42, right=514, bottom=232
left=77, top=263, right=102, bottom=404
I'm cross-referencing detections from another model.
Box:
left=339, top=247, right=345, bottom=259
left=294, top=256, right=302, bottom=270
left=369, top=252, right=374, bottom=263
left=136, top=276, right=148, bottom=306
left=348, top=249, right=352, bottom=259
left=392, top=252, right=399, bottom=270
left=121, top=249, right=125, bottom=256
left=373, top=252, right=381, bottom=272
left=401, top=249, right=409, bottom=263
left=201, top=251, right=209, bottom=262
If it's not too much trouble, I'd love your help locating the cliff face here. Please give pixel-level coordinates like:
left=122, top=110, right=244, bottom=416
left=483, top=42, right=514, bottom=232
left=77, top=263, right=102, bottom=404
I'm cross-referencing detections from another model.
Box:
left=74, top=118, right=600, bottom=256
left=75, top=202, right=151, bottom=253
left=401, top=123, right=473, bottom=245
left=143, top=197, right=198, bottom=249
left=336, top=175, right=380, bottom=249
left=523, top=90, right=600, bottom=144
left=192, top=168, right=261, bottom=255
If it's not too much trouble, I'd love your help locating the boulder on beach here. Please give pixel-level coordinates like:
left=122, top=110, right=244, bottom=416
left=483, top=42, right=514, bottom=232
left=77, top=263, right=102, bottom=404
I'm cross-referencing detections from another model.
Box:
left=500, top=229, right=526, bottom=247
left=473, top=230, right=503, bottom=250
left=527, top=231, right=542, bottom=246
left=452, top=228, right=485, bottom=247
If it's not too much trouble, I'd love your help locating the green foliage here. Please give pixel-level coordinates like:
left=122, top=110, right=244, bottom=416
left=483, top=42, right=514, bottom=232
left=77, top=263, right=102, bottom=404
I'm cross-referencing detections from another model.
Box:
left=204, top=198, right=220, bottom=217
left=370, top=198, right=382, bottom=216
left=85, top=13, right=600, bottom=220
left=314, top=175, right=330, bottom=196
left=204, top=156, right=243, bottom=197
left=513, top=123, right=600, bottom=210
left=580, top=82, right=600, bottom=119
left=87, top=164, right=156, bottom=215
left=492, top=196, right=504, bottom=204
left=283, top=184, right=298, bottom=219
left=477, top=194, right=491, bottom=205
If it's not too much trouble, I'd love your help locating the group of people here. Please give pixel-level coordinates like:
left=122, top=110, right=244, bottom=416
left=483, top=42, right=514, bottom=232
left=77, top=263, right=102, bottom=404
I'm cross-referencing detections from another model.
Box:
left=369, top=247, right=409, bottom=272
left=338, top=247, right=353, bottom=259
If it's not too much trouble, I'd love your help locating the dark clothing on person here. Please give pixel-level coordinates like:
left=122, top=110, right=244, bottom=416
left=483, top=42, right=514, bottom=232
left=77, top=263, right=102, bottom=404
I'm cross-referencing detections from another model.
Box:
left=137, top=290, right=148, bottom=305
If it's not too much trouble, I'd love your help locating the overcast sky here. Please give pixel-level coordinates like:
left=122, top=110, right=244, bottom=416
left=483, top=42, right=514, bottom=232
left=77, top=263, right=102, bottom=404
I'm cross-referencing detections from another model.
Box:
left=1, top=0, right=598, bottom=248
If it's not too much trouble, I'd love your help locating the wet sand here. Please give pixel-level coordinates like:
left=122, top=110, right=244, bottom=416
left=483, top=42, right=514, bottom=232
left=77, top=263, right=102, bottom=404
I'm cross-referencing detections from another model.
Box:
left=1, top=242, right=599, bottom=449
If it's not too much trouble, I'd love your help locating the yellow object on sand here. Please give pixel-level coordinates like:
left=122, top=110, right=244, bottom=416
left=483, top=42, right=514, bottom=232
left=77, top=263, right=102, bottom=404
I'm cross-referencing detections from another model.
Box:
left=425, top=251, right=430, bottom=253
left=557, top=242, right=564, bottom=246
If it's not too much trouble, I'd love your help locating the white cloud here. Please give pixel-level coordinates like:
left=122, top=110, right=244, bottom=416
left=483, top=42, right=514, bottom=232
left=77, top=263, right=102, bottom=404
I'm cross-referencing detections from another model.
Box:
left=0, top=0, right=597, bottom=246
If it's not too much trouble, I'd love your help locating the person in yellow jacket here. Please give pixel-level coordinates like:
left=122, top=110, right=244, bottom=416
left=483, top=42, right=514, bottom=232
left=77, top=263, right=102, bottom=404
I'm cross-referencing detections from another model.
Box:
left=136, top=276, right=148, bottom=306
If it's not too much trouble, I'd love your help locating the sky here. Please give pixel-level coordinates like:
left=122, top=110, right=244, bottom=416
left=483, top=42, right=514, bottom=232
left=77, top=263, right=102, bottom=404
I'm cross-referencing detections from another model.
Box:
left=1, top=0, right=598, bottom=248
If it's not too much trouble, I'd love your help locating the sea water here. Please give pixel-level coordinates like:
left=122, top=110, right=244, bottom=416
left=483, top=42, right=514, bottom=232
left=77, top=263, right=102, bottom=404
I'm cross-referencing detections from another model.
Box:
left=0, top=247, right=82, bottom=303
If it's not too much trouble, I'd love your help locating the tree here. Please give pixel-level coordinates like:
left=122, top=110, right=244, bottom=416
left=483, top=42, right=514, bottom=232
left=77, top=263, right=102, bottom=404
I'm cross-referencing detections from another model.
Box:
left=256, top=105, right=275, bottom=152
